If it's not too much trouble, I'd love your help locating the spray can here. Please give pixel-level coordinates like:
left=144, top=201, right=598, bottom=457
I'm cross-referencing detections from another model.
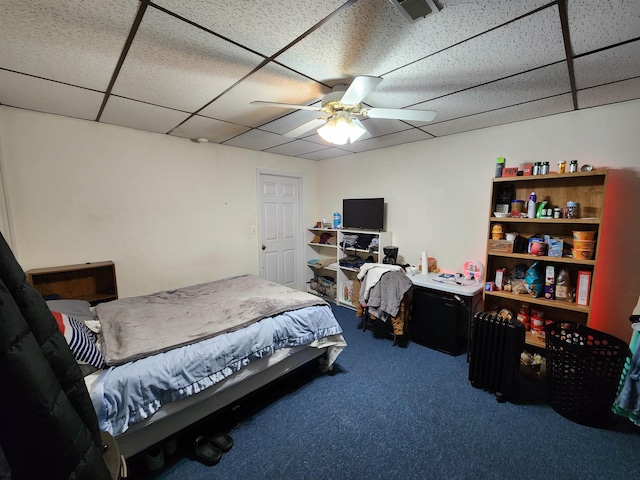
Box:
left=333, top=212, right=341, bottom=229
left=527, top=192, right=537, bottom=219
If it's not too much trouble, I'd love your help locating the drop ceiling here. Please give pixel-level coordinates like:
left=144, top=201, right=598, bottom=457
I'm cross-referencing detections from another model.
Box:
left=1, top=0, right=639, bottom=160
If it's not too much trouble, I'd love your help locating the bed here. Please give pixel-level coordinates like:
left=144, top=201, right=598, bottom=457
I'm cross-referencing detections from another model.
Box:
left=49, top=274, right=346, bottom=459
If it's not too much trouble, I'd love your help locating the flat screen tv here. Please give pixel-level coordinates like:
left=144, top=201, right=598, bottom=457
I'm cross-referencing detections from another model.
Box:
left=342, top=198, right=384, bottom=231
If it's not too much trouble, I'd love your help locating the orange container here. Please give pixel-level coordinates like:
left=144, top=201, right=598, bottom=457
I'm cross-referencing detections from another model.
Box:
left=574, top=240, right=596, bottom=250
left=573, top=231, right=596, bottom=241
left=572, top=248, right=594, bottom=260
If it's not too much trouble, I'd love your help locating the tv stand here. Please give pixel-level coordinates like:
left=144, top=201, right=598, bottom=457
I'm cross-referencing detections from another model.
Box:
left=305, top=228, right=391, bottom=309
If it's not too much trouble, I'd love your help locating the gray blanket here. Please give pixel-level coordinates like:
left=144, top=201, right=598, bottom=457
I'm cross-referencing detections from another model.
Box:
left=97, top=275, right=326, bottom=365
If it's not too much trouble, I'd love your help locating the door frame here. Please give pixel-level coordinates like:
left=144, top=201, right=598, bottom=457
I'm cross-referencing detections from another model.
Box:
left=256, top=169, right=306, bottom=291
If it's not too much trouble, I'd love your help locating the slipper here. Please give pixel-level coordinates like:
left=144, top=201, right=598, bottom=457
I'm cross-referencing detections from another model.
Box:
left=194, top=435, right=222, bottom=466
left=208, top=431, right=234, bottom=453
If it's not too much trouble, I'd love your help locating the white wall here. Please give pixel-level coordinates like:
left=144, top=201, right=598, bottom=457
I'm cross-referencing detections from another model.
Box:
left=0, top=106, right=321, bottom=297
left=2, top=99, right=640, bottom=341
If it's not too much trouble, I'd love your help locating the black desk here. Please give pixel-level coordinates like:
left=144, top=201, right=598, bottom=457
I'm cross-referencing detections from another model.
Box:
left=409, top=274, right=482, bottom=355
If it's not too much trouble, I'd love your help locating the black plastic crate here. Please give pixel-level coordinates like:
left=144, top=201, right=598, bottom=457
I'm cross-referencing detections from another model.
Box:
left=545, top=321, right=630, bottom=427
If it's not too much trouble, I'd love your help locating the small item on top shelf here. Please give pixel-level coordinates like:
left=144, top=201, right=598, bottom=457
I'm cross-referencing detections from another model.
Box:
left=527, top=192, right=537, bottom=218
left=536, top=200, right=548, bottom=218
left=566, top=201, right=579, bottom=219
left=495, top=157, right=505, bottom=177
left=569, top=160, right=578, bottom=172
left=541, top=162, right=550, bottom=174
left=557, top=161, right=566, bottom=173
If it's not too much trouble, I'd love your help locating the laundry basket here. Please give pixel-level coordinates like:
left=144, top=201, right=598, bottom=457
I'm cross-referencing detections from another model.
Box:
left=545, top=321, right=630, bottom=427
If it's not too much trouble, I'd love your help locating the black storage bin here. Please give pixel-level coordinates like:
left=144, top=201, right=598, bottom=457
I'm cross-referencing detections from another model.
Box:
left=545, top=321, right=630, bottom=427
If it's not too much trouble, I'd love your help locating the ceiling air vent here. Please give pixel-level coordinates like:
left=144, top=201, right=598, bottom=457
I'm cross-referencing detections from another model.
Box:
left=388, top=0, right=440, bottom=23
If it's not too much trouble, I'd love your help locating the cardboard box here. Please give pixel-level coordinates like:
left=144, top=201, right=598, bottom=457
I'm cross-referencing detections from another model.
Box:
left=544, top=265, right=555, bottom=300
left=495, top=268, right=506, bottom=291
left=487, top=239, right=514, bottom=254
left=545, top=236, right=564, bottom=257
left=503, top=167, right=519, bottom=177
left=522, top=164, right=533, bottom=176
left=577, top=270, right=591, bottom=306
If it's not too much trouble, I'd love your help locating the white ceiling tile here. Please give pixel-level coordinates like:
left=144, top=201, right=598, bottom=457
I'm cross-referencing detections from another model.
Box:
left=573, top=41, right=640, bottom=89
left=0, top=71, right=103, bottom=121
left=276, top=0, right=550, bottom=81
left=368, top=6, right=566, bottom=108
left=199, top=63, right=329, bottom=127
left=360, top=118, right=414, bottom=136
left=426, top=94, right=575, bottom=137
left=568, top=0, right=640, bottom=55
left=153, top=0, right=346, bottom=57
left=0, top=0, right=137, bottom=90
left=264, top=140, right=327, bottom=157
left=111, top=7, right=264, bottom=112
left=222, top=129, right=289, bottom=151
left=339, top=128, right=435, bottom=153
left=259, top=104, right=324, bottom=135
left=298, top=149, right=353, bottom=161
left=2, top=0, right=639, bottom=160
left=410, top=62, right=572, bottom=126
left=169, top=115, right=250, bottom=143
left=577, top=77, right=640, bottom=109
left=100, top=96, right=191, bottom=134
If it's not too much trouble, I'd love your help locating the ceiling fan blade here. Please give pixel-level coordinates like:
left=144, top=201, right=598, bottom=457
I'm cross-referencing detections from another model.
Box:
left=340, top=76, right=383, bottom=105
left=250, top=101, right=321, bottom=112
left=284, top=118, right=327, bottom=138
left=364, top=108, right=437, bottom=122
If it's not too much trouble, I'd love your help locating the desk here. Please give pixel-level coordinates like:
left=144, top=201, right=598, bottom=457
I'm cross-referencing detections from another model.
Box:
left=409, top=273, right=483, bottom=355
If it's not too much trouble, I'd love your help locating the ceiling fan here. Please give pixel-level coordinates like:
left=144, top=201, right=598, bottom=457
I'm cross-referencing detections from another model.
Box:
left=251, top=76, right=437, bottom=145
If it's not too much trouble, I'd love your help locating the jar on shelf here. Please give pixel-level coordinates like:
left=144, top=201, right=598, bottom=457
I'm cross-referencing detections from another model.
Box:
left=569, top=160, right=578, bottom=173
left=566, top=201, right=579, bottom=219
left=541, top=161, right=550, bottom=174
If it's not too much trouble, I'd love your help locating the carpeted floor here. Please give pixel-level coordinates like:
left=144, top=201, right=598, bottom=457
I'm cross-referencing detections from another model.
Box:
left=127, top=304, right=640, bottom=480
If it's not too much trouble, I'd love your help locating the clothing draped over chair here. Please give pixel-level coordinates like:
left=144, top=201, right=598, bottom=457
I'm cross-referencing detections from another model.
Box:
left=356, top=264, right=412, bottom=337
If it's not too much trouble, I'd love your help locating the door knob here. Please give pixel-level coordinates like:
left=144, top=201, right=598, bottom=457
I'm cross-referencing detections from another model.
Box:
left=262, top=245, right=266, bottom=250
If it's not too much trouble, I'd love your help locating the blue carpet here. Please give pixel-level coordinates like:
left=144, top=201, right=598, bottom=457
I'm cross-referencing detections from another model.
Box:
left=131, top=304, right=640, bottom=479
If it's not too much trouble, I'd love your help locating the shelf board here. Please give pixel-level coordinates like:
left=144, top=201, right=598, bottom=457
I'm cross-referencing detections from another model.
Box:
left=307, top=264, right=338, bottom=271
left=484, top=291, right=589, bottom=313
left=490, top=216, right=600, bottom=224
left=340, top=248, right=380, bottom=254
left=493, top=171, right=607, bottom=183
left=308, top=242, right=337, bottom=248
left=337, top=299, right=356, bottom=310
left=487, top=252, right=596, bottom=266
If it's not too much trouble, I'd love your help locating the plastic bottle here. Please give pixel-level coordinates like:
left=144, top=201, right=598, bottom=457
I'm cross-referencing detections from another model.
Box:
left=333, top=212, right=341, bottom=229
left=527, top=192, right=537, bottom=218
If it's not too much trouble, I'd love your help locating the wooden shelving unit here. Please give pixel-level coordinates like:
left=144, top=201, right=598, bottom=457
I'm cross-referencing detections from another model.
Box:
left=26, top=261, right=118, bottom=305
left=483, top=170, right=608, bottom=348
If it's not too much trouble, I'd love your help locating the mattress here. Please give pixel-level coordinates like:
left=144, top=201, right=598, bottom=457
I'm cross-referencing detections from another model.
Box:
left=89, top=304, right=345, bottom=437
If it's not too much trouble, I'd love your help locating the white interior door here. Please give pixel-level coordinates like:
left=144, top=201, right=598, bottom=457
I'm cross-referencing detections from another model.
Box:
left=258, top=173, right=302, bottom=289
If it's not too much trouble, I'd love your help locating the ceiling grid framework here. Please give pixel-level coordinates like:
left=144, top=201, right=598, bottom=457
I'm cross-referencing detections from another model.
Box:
left=1, top=0, right=639, bottom=160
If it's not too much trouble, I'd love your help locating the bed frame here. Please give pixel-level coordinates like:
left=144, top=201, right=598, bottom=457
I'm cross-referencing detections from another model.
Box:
left=115, top=345, right=327, bottom=458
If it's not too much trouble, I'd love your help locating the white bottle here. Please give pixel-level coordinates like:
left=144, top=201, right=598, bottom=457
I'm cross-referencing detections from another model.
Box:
left=527, top=192, right=537, bottom=219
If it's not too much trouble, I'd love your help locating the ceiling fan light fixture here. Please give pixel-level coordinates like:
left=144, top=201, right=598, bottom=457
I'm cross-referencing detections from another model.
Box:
left=317, top=111, right=366, bottom=145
